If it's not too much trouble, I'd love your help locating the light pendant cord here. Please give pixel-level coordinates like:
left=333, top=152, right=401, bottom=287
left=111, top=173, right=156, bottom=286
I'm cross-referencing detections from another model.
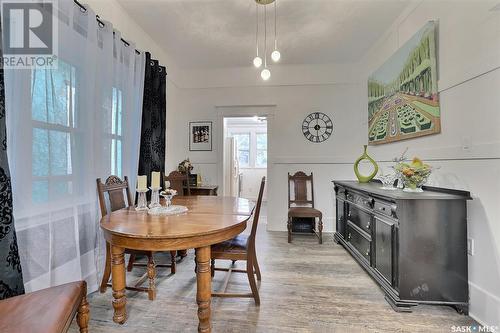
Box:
left=274, top=0, right=277, bottom=50
left=256, top=3, right=259, bottom=57
left=264, top=4, right=267, bottom=67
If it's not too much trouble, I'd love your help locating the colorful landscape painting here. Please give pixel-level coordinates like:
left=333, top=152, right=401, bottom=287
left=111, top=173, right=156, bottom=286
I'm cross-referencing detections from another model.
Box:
left=368, top=21, right=440, bottom=145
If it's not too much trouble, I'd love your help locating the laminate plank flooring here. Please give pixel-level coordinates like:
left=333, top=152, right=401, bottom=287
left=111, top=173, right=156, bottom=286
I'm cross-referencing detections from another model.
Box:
left=70, top=224, right=476, bottom=332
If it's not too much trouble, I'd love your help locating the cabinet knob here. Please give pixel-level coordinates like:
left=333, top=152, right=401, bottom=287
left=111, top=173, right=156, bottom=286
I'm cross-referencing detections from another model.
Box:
left=348, top=233, right=351, bottom=240
left=365, top=249, right=370, bottom=256
left=366, top=221, right=371, bottom=229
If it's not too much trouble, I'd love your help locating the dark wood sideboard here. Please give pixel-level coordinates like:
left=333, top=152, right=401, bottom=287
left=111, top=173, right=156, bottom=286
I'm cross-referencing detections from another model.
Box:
left=333, top=180, right=471, bottom=313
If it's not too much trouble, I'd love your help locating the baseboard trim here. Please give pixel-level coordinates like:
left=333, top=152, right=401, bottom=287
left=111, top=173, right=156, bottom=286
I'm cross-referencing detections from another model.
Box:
left=468, top=282, right=500, bottom=327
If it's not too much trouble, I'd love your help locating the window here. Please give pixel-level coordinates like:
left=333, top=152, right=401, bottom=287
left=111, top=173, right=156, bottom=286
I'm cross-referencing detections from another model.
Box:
left=256, top=133, right=267, bottom=167
left=228, top=130, right=267, bottom=168
left=31, top=61, right=76, bottom=203
left=232, top=133, right=250, bottom=167
left=110, top=87, right=123, bottom=177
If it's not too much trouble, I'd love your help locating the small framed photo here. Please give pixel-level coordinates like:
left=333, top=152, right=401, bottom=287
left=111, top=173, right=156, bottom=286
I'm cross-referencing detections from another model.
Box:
left=189, top=121, right=212, bottom=151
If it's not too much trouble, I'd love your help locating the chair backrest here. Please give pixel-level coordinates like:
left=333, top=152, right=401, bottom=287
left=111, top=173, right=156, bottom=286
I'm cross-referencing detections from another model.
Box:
left=96, top=175, right=133, bottom=218
left=288, top=171, right=315, bottom=208
left=248, top=177, right=266, bottom=250
left=165, top=171, right=190, bottom=196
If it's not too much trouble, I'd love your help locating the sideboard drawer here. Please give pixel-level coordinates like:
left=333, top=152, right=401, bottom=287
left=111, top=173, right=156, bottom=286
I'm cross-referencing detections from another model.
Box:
left=347, top=224, right=371, bottom=263
left=347, top=204, right=372, bottom=235
left=374, top=200, right=397, bottom=219
left=346, top=191, right=374, bottom=210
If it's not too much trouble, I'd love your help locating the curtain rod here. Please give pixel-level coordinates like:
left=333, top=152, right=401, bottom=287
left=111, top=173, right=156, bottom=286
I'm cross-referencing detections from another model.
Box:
left=72, top=0, right=140, bottom=55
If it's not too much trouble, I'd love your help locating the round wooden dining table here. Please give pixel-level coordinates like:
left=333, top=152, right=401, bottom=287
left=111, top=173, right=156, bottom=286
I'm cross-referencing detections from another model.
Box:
left=100, top=196, right=254, bottom=333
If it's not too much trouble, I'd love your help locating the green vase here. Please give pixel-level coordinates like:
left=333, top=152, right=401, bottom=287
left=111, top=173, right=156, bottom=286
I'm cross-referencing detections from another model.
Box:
left=354, top=145, right=379, bottom=183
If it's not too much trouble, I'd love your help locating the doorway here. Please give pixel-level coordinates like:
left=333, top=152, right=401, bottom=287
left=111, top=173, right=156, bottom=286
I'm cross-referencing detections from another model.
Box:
left=223, top=116, right=267, bottom=205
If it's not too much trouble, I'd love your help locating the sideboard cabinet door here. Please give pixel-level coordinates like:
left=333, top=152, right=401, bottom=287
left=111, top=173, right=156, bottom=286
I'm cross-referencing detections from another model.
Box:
left=374, top=216, right=396, bottom=287
left=336, top=198, right=346, bottom=239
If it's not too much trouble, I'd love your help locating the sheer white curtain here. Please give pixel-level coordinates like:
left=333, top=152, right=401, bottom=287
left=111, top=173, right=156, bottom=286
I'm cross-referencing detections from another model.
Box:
left=3, top=0, right=144, bottom=293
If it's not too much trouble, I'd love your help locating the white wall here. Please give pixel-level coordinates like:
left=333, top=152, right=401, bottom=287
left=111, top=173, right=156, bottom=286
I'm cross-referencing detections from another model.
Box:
left=357, top=0, right=500, bottom=327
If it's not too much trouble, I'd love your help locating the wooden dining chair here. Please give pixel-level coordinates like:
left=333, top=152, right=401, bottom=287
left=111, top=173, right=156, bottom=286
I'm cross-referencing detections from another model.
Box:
left=210, top=176, right=265, bottom=305
left=0, top=281, right=89, bottom=333
left=97, top=175, right=177, bottom=300
left=165, top=170, right=190, bottom=196
left=287, top=171, right=323, bottom=244
left=164, top=171, right=190, bottom=258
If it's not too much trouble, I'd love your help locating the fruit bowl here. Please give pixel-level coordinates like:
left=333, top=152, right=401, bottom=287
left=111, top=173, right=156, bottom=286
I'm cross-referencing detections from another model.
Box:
left=394, top=157, right=432, bottom=193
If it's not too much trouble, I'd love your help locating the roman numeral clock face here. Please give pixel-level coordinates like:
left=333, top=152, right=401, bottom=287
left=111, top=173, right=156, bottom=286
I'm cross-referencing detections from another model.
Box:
left=302, top=112, right=334, bottom=143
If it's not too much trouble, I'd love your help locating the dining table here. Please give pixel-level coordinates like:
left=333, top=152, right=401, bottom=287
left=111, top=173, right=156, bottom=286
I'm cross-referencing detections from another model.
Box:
left=100, top=195, right=254, bottom=333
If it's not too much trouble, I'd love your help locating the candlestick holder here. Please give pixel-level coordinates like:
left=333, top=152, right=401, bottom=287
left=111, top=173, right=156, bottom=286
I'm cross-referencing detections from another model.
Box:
left=149, top=187, right=162, bottom=209
left=135, top=188, right=149, bottom=211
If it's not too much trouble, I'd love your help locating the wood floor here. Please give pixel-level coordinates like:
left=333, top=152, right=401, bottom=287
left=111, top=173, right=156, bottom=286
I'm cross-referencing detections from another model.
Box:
left=70, top=226, right=476, bottom=332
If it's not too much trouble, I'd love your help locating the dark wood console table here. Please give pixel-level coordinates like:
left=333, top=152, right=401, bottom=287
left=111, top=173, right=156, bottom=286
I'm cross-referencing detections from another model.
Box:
left=333, top=180, right=471, bottom=313
left=185, top=185, right=218, bottom=196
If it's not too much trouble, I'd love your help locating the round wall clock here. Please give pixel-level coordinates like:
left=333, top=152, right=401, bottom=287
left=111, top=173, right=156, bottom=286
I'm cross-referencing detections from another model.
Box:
left=302, top=112, right=333, bottom=143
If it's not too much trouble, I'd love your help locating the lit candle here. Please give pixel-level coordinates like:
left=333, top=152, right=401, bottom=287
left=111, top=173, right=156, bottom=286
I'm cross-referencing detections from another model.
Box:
left=137, top=175, right=147, bottom=191
left=151, top=171, right=160, bottom=188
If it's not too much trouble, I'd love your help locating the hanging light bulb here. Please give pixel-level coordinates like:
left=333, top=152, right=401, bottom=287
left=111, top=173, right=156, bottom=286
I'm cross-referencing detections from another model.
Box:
left=271, top=0, right=280, bottom=62
left=253, top=56, right=262, bottom=68
left=271, top=49, right=280, bottom=62
left=253, top=3, right=262, bottom=68
left=261, top=68, right=271, bottom=80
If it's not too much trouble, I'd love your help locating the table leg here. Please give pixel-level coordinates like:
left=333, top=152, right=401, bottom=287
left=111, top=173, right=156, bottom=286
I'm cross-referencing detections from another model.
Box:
left=111, top=245, right=127, bottom=324
left=195, top=246, right=212, bottom=333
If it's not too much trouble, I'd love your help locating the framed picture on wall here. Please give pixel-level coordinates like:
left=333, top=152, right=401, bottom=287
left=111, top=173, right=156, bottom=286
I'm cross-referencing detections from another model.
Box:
left=189, top=121, right=212, bottom=151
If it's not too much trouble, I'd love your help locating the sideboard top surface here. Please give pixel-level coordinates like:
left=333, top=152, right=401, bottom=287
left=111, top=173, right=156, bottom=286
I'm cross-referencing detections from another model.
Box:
left=333, top=180, right=471, bottom=201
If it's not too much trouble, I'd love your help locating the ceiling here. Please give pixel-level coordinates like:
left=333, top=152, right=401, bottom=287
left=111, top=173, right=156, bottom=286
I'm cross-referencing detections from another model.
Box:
left=117, top=0, right=410, bottom=69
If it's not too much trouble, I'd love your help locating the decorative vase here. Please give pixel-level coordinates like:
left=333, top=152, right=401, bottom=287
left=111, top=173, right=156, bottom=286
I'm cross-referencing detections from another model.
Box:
left=354, top=145, right=379, bottom=183
left=376, top=172, right=397, bottom=190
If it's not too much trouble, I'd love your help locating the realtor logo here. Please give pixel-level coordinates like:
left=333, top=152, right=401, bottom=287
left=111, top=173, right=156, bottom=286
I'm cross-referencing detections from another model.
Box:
left=1, top=0, right=58, bottom=68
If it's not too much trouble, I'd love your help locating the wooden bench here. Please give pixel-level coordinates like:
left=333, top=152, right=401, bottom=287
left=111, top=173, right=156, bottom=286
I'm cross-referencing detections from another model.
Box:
left=0, top=281, right=89, bottom=333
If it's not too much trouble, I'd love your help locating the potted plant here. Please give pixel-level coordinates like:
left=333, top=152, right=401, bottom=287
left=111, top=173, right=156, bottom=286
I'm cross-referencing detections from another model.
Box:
left=178, top=158, right=193, bottom=174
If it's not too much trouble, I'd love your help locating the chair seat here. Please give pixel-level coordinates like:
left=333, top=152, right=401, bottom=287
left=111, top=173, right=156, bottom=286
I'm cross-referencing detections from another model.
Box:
left=288, top=207, right=322, bottom=218
left=212, top=234, right=248, bottom=254
left=0, top=281, right=85, bottom=333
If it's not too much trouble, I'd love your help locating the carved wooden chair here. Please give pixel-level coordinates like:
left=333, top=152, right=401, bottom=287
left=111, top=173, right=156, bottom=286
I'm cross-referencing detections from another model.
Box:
left=165, top=171, right=191, bottom=258
left=165, top=170, right=190, bottom=196
left=97, top=175, right=176, bottom=300
left=287, top=171, right=323, bottom=244
left=0, top=281, right=89, bottom=333
left=210, top=177, right=265, bottom=305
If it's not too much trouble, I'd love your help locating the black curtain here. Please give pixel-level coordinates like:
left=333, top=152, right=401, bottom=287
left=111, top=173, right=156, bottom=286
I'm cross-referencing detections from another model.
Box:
left=138, top=52, right=166, bottom=196
left=0, top=21, right=24, bottom=299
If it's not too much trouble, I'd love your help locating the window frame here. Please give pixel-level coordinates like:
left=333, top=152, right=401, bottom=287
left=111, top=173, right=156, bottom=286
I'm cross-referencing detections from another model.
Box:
left=30, top=62, right=79, bottom=204
left=255, top=132, right=267, bottom=168
left=231, top=132, right=251, bottom=168
left=228, top=129, right=267, bottom=169
left=110, top=86, right=123, bottom=177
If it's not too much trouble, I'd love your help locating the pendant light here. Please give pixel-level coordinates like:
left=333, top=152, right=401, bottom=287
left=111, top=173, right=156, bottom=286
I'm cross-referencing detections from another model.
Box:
left=271, top=0, right=281, bottom=62
left=260, top=4, right=271, bottom=80
left=252, top=3, right=262, bottom=68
